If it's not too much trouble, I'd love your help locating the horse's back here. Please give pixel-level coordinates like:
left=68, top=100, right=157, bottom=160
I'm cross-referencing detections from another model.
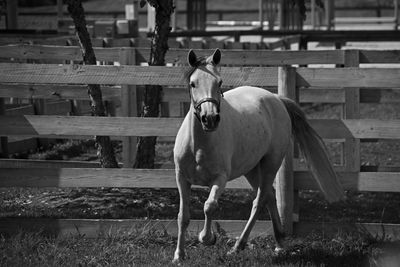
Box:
left=224, top=86, right=289, bottom=127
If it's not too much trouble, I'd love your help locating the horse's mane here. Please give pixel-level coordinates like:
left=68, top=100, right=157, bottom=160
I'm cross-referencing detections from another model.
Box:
left=183, top=56, right=208, bottom=83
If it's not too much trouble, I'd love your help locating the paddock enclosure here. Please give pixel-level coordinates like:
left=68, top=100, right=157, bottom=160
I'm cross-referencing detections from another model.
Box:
left=0, top=38, right=400, bottom=239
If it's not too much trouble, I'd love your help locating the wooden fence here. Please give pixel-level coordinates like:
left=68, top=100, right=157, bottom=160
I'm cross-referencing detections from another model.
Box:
left=0, top=36, right=300, bottom=157
left=0, top=44, right=400, bottom=239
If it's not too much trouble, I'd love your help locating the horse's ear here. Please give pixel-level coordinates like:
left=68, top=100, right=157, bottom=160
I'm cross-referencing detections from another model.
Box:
left=211, top=48, right=221, bottom=65
left=188, top=49, right=197, bottom=67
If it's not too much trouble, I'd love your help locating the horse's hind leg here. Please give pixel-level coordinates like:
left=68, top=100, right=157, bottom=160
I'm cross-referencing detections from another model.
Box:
left=265, top=178, right=287, bottom=250
left=228, top=157, right=286, bottom=255
left=228, top=163, right=270, bottom=254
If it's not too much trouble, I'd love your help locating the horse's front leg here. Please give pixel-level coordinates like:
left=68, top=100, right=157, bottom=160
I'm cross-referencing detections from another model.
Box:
left=199, top=175, right=226, bottom=245
left=173, top=171, right=191, bottom=264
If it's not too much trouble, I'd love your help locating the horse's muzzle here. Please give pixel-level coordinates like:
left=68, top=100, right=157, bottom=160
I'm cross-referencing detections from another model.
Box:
left=201, top=113, right=220, bottom=132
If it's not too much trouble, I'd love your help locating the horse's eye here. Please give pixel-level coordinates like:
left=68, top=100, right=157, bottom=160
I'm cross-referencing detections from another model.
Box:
left=218, top=80, right=223, bottom=87
left=190, top=82, right=195, bottom=88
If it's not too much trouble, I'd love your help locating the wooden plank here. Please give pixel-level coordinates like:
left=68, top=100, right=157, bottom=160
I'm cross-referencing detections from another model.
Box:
left=6, top=159, right=398, bottom=172
left=0, top=63, right=279, bottom=87
left=3, top=45, right=400, bottom=66
left=0, top=84, right=121, bottom=102
left=358, top=172, right=400, bottom=192
left=295, top=171, right=400, bottom=192
left=0, top=44, right=133, bottom=62
left=168, top=29, right=400, bottom=43
left=1, top=167, right=400, bottom=192
left=160, top=48, right=344, bottom=65
left=1, top=219, right=400, bottom=240
left=2, top=63, right=400, bottom=89
left=343, top=119, right=400, bottom=139
left=296, top=68, right=400, bottom=88
left=0, top=159, right=102, bottom=168
left=0, top=63, right=400, bottom=88
left=1, top=115, right=399, bottom=139
left=0, top=168, right=249, bottom=189
left=360, top=50, right=400, bottom=64
left=0, top=168, right=178, bottom=188
left=0, top=115, right=183, bottom=137
left=5, top=135, right=123, bottom=141
left=334, top=17, right=397, bottom=23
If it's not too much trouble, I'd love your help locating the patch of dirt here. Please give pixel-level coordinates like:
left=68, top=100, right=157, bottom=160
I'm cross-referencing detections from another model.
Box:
left=2, top=187, right=400, bottom=224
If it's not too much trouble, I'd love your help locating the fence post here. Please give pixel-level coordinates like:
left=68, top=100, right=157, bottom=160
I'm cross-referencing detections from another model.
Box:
left=343, top=50, right=360, bottom=172
left=259, top=0, right=265, bottom=30
left=6, top=0, right=18, bottom=29
left=0, top=98, right=8, bottom=158
left=119, top=48, right=138, bottom=168
left=276, top=66, right=296, bottom=235
left=394, top=0, right=399, bottom=30
left=324, top=0, right=334, bottom=30
left=57, top=0, right=63, bottom=32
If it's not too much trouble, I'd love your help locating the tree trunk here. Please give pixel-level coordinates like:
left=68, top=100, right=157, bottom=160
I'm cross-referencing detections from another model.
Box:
left=67, top=0, right=118, bottom=168
left=134, top=0, right=174, bottom=168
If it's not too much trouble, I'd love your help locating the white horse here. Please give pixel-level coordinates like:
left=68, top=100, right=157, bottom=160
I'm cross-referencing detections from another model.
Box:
left=172, top=49, right=344, bottom=263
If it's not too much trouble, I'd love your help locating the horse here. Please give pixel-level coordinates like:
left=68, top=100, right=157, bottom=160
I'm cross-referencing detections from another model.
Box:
left=172, top=48, right=344, bottom=263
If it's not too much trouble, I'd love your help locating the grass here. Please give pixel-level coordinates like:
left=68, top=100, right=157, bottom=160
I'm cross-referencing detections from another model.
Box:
left=2, top=224, right=399, bottom=267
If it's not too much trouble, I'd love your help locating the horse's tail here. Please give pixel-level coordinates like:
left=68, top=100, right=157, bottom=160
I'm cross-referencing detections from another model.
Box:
left=280, top=97, right=345, bottom=203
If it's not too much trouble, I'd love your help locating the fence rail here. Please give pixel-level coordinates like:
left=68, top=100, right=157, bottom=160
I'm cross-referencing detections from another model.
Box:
left=0, top=115, right=399, bottom=140
left=1, top=63, right=400, bottom=88
left=2, top=44, right=400, bottom=64
left=0, top=167, right=399, bottom=193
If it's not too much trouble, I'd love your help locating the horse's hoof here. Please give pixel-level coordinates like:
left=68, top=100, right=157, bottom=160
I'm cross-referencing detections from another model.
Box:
left=199, top=232, right=217, bottom=246
left=172, top=256, right=184, bottom=265
left=276, top=236, right=292, bottom=249
left=172, top=251, right=185, bottom=265
left=273, top=245, right=286, bottom=256
left=227, top=240, right=246, bottom=256
left=227, top=246, right=239, bottom=256
left=172, top=259, right=182, bottom=266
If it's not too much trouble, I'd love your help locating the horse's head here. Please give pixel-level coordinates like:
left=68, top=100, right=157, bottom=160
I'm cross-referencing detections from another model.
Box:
left=186, top=48, right=223, bottom=132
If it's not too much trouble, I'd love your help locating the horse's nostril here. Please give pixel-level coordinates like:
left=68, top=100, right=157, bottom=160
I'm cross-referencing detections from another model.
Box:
left=201, top=115, right=207, bottom=123
left=215, top=114, right=220, bottom=123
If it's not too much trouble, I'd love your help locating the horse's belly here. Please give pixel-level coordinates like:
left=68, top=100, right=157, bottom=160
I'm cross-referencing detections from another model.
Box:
left=229, top=120, right=271, bottom=179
